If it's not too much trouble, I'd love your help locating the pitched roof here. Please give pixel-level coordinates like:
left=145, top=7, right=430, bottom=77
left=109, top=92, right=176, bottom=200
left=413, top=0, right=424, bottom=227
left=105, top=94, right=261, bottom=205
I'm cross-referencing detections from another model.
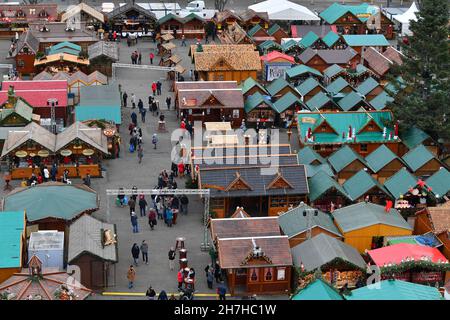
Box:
left=258, top=39, right=282, bottom=52
left=343, top=170, right=390, bottom=201
left=356, top=77, right=381, bottom=96
left=272, top=92, right=303, bottom=113
left=308, top=171, right=350, bottom=202
left=0, top=211, right=25, bottom=269
left=322, top=31, right=340, bottom=47
left=300, top=47, right=358, bottom=64
left=193, top=46, right=261, bottom=71
left=319, top=2, right=378, bottom=24
left=213, top=9, right=242, bottom=23
left=14, top=30, right=40, bottom=56
left=211, top=216, right=280, bottom=240
left=337, top=91, right=366, bottom=111
left=296, top=77, right=323, bottom=96
left=230, top=207, right=251, bottom=218
left=48, top=41, right=81, bottom=56
left=55, top=121, right=108, bottom=154
left=68, top=215, right=117, bottom=263
left=362, top=46, right=392, bottom=76
left=267, top=24, right=284, bottom=36
left=291, top=24, right=334, bottom=38
left=3, top=182, right=98, bottom=222
left=345, top=280, right=443, bottom=300
left=323, top=64, right=345, bottom=79
left=332, top=202, right=412, bottom=233
left=365, top=144, right=401, bottom=173
left=265, top=77, right=293, bottom=96
left=239, top=9, right=269, bottom=22
left=369, top=90, right=394, bottom=110
left=326, top=77, right=353, bottom=94
left=107, top=2, right=156, bottom=20
left=343, top=34, right=390, bottom=47
left=278, top=203, right=341, bottom=239
left=382, top=46, right=404, bottom=65
left=282, top=39, right=301, bottom=52
left=244, top=91, right=272, bottom=113
left=328, top=145, right=367, bottom=173
left=297, top=146, right=326, bottom=165
left=306, top=91, right=335, bottom=110
left=177, top=83, right=244, bottom=110
left=27, top=22, right=99, bottom=44
left=88, top=41, right=119, bottom=61
left=383, top=167, right=419, bottom=199
left=247, top=24, right=266, bottom=37
left=426, top=168, right=450, bottom=198
left=304, top=163, right=335, bottom=178
left=286, top=65, right=323, bottom=79
left=402, top=144, right=436, bottom=172
left=260, top=51, right=295, bottom=63
left=368, top=243, right=448, bottom=266
left=292, top=279, right=344, bottom=300
left=61, top=2, right=105, bottom=23
left=291, top=233, right=366, bottom=270
left=299, top=31, right=320, bottom=48
left=426, top=206, right=450, bottom=234
left=400, top=126, right=432, bottom=150
left=240, top=77, right=268, bottom=95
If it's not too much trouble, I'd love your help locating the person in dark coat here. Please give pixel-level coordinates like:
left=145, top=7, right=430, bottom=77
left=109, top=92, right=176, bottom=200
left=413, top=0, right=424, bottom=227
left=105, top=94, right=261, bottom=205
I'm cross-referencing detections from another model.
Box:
left=131, top=111, right=138, bottom=126
left=131, top=243, right=140, bottom=265
left=156, top=81, right=162, bottom=95
left=123, top=92, right=128, bottom=107
left=128, top=196, right=136, bottom=215
left=158, top=290, right=168, bottom=300
left=138, top=195, right=148, bottom=217
left=131, top=211, right=139, bottom=233
left=171, top=196, right=179, bottom=210
left=50, top=163, right=57, bottom=181
left=180, top=195, right=189, bottom=215
left=146, top=286, right=156, bottom=300
left=148, top=207, right=157, bottom=230
left=171, top=162, right=178, bottom=177
left=138, top=99, right=144, bottom=111
left=166, top=96, right=171, bottom=110
left=214, top=262, right=222, bottom=282
left=207, top=270, right=214, bottom=289
left=140, top=108, right=146, bottom=123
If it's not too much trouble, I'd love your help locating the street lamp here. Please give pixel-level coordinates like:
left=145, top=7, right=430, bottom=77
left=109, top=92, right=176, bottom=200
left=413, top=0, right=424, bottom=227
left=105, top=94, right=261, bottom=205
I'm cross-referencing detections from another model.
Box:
left=47, top=98, right=58, bottom=134
left=303, top=208, right=318, bottom=240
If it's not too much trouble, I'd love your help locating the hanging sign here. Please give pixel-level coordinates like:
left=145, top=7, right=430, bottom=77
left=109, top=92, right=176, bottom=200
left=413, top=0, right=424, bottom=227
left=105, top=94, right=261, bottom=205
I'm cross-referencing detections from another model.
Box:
left=60, top=149, right=72, bottom=156
left=82, top=149, right=95, bottom=156
left=15, top=150, right=27, bottom=157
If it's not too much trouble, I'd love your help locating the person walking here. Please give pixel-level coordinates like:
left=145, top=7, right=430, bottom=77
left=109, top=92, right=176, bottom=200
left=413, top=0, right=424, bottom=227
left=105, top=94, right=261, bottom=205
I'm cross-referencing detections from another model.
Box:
left=156, top=81, right=162, bottom=95
left=180, top=195, right=189, bottom=215
left=214, top=262, right=222, bottom=283
left=177, top=269, right=183, bottom=289
left=140, top=107, right=146, bottom=123
left=207, top=269, right=214, bottom=289
left=138, top=51, right=142, bottom=65
left=137, top=144, right=143, bottom=164
left=189, top=69, right=193, bottom=81
left=131, top=93, right=136, bottom=108
left=166, top=207, right=173, bottom=227
left=138, top=195, right=147, bottom=217
left=50, top=163, right=57, bottom=181
left=43, top=166, right=49, bottom=182
left=152, top=133, right=158, bottom=149
left=128, top=193, right=136, bottom=213
left=148, top=207, right=157, bottom=230
left=217, top=282, right=226, bottom=300
left=178, top=162, right=185, bottom=178
left=127, top=265, right=136, bottom=289
left=151, top=82, right=157, bottom=96
left=140, top=240, right=149, bottom=265
left=131, top=111, right=137, bottom=126
left=146, top=286, right=156, bottom=300
left=166, top=96, right=171, bottom=110
left=123, top=91, right=128, bottom=107
left=131, top=244, right=140, bottom=265
left=181, top=34, right=186, bottom=46
left=168, top=247, right=176, bottom=271
left=138, top=98, right=144, bottom=111
left=149, top=52, right=154, bottom=64
left=131, top=52, right=135, bottom=64
left=131, top=211, right=139, bottom=233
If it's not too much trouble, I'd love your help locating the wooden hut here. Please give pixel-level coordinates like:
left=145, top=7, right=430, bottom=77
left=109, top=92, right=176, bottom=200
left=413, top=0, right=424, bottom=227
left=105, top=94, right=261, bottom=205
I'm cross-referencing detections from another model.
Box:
left=342, top=169, right=392, bottom=204
left=299, top=47, right=359, bottom=73
left=319, top=3, right=377, bottom=35
left=356, top=76, right=385, bottom=101
left=365, top=144, right=406, bottom=183
left=88, top=41, right=119, bottom=76
left=9, top=31, right=40, bottom=76
left=332, top=202, right=413, bottom=253
left=0, top=85, right=37, bottom=127
left=327, top=145, right=371, bottom=182
left=296, top=77, right=327, bottom=102
left=366, top=11, right=396, bottom=39
left=240, top=77, right=268, bottom=98
left=342, top=34, right=390, bottom=55
left=402, top=144, right=444, bottom=178
left=106, top=2, right=157, bottom=35
left=239, top=9, right=269, bottom=31
left=34, top=53, right=90, bottom=75
left=307, top=171, right=351, bottom=212
left=260, top=51, right=295, bottom=82
left=68, top=215, right=118, bottom=290
left=244, top=92, right=275, bottom=127
left=213, top=10, right=242, bottom=33
left=61, top=3, right=105, bottom=28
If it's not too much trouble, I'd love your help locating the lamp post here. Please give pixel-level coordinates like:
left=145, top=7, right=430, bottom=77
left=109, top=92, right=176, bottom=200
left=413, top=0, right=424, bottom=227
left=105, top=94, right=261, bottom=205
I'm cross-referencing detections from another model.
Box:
left=303, top=208, right=318, bottom=240
left=47, top=98, right=58, bottom=134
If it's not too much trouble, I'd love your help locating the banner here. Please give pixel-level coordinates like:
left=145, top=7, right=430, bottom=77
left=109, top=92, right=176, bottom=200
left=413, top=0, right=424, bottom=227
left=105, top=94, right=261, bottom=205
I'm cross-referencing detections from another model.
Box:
left=265, top=64, right=291, bottom=82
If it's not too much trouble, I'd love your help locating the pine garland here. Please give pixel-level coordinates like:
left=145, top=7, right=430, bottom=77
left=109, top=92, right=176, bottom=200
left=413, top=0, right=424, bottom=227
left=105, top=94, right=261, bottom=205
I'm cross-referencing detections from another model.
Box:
left=379, top=260, right=450, bottom=275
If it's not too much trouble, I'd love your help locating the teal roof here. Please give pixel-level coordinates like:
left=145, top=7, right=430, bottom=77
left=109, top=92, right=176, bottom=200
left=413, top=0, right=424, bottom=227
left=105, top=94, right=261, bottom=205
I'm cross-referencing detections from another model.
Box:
left=348, top=64, right=371, bottom=77
left=402, top=144, right=436, bottom=172
left=322, top=31, right=340, bottom=47
left=0, top=211, right=24, bottom=268
left=323, top=64, right=344, bottom=79
left=240, top=77, right=267, bottom=95
left=365, top=144, right=400, bottom=173
left=244, top=92, right=272, bottom=113
left=345, top=280, right=443, bottom=300
left=326, top=77, right=352, bottom=94
left=306, top=91, right=334, bottom=110
left=292, top=279, right=344, bottom=300
left=286, top=65, right=322, bottom=79
left=308, top=171, right=350, bottom=202
left=297, top=146, right=326, bottom=165
left=77, top=83, right=122, bottom=124
left=384, top=168, right=419, bottom=199
left=282, top=39, right=300, bottom=52
left=332, top=202, right=412, bottom=233
left=319, top=3, right=378, bottom=24
left=258, top=40, right=282, bottom=52
left=356, top=77, right=380, bottom=96
left=279, top=203, right=341, bottom=238
left=49, top=41, right=81, bottom=53
left=247, top=24, right=264, bottom=37
left=343, top=34, right=389, bottom=47
left=157, top=12, right=183, bottom=24
left=3, top=184, right=98, bottom=223
left=48, top=47, right=82, bottom=56
left=296, top=77, right=322, bottom=96
left=328, top=145, right=366, bottom=173
left=265, top=77, right=291, bottom=96
left=267, top=24, right=281, bottom=36
left=369, top=90, right=393, bottom=110
left=385, top=76, right=406, bottom=95
left=305, top=163, right=335, bottom=178
left=299, top=31, right=319, bottom=48
left=400, top=126, right=432, bottom=150
left=272, top=92, right=302, bottom=113
left=297, top=111, right=394, bottom=145
left=337, top=91, right=365, bottom=111
left=425, top=168, right=450, bottom=197
left=343, top=170, right=390, bottom=201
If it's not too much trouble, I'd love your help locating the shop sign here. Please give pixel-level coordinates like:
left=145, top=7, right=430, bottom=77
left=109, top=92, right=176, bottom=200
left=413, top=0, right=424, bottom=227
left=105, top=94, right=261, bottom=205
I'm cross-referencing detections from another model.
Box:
left=301, top=117, right=317, bottom=124
left=15, top=150, right=27, bottom=157
left=103, top=128, right=116, bottom=137
left=60, top=149, right=72, bottom=156
left=38, top=150, right=49, bottom=157
left=265, top=64, right=290, bottom=82
left=412, top=272, right=443, bottom=283
left=82, top=149, right=94, bottom=156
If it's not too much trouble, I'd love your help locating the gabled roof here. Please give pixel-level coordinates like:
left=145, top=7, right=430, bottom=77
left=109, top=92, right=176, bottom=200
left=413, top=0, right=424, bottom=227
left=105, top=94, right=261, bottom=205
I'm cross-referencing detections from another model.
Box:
left=0, top=211, right=25, bottom=269
left=368, top=243, right=448, bottom=266
left=258, top=39, right=282, bottom=52
left=213, top=9, right=242, bottom=23
left=422, top=205, right=450, bottom=234
left=291, top=233, right=366, bottom=271
left=328, top=145, right=367, bottom=173
left=345, top=280, right=443, bottom=300
left=402, top=144, right=436, bottom=172
left=267, top=24, right=284, bottom=36
left=299, top=31, right=320, bottom=48
left=157, top=12, right=184, bottom=24
left=272, top=92, right=302, bottom=113
left=48, top=41, right=81, bottom=54
left=55, top=121, right=108, bottom=154
left=363, top=46, right=392, bottom=76
left=265, top=77, right=293, bottom=96
left=107, top=2, right=156, bottom=20
left=300, top=47, right=358, bottom=64
left=230, top=207, right=251, bottom=218
left=244, top=92, right=272, bottom=113
left=296, top=77, right=323, bottom=96
left=319, top=2, right=378, bottom=24
left=365, top=144, right=401, bottom=173
left=304, top=163, right=335, bottom=178
left=282, top=39, right=301, bottom=52
left=332, top=202, right=412, bottom=233
left=383, top=168, right=419, bottom=199
left=211, top=216, right=280, bottom=240
left=14, top=31, right=39, bottom=56
left=239, top=9, right=269, bottom=22
left=326, top=77, right=353, bottom=94
left=286, top=65, right=323, bottom=79
left=61, top=2, right=105, bottom=23
left=240, top=77, right=268, bottom=95
left=193, top=46, right=261, bottom=71
left=400, top=126, right=432, bottom=150
left=88, top=41, right=119, bottom=61
left=356, top=77, right=381, bottom=96
left=368, top=90, right=394, bottom=110
left=292, top=279, right=344, bottom=300
left=343, top=170, right=390, bottom=201
left=306, top=91, right=336, bottom=110
left=247, top=24, right=266, bottom=37
left=308, top=171, right=350, bottom=202
left=425, top=168, right=450, bottom=197
left=343, top=34, right=389, bottom=47
left=322, top=31, right=340, bottom=47
left=324, top=64, right=345, bottom=79
left=297, top=146, right=326, bottom=165
left=260, top=51, right=295, bottom=63
left=278, top=203, right=341, bottom=239
left=337, top=91, right=366, bottom=111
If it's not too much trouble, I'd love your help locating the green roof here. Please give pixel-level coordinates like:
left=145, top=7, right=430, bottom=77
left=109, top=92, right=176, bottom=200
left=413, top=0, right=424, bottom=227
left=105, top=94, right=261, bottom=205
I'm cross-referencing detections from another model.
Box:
left=345, top=280, right=443, bottom=300
left=0, top=211, right=24, bottom=268
left=304, top=163, right=335, bottom=178
left=356, top=77, right=380, bottom=96
left=337, top=91, right=365, bottom=111
left=319, top=2, right=378, bottom=24
left=328, top=145, right=366, bottom=173
left=342, top=34, right=390, bottom=47
left=297, top=146, right=326, bottom=165
left=323, top=64, right=344, bottom=79
left=247, top=24, right=264, bottom=37
left=267, top=24, right=281, bottom=36
left=292, top=279, right=344, bottom=300
left=332, top=202, right=412, bottom=233
left=265, top=77, right=291, bottom=96
left=365, top=144, right=400, bottom=173
left=240, top=77, right=267, bottom=95
left=425, top=168, right=450, bottom=197
left=244, top=91, right=272, bottom=113
left=343, top=170, right=390, bottom=201
left=326, top=77, right=352, bottom=94
left=3, top=184, right=98, bottom=223
left=308, top=171, right=350, bottom=202
left=369, top=90, right=393, bottom=110
left=306, top=91, right=334, bottom=110
left=349, top=64, right=371, bottom=77
left=279, top=203, right=341, bottom=238
left=400, top=126, right=431, bottom=150
left=383, top=168, right=418, bottom=199
left=258, top=40, right=282, bottom=52
left=49, top=41, right=81, bottom=54
left=48, top=47, right=81, bottom=56
left=297, top=111, right=394, bottom=145
left=322, top=31, right=340, bottom=47
left=272, top=92, right=302, bottom=113
left=299, top=31, right=319, bottom=48
left=296, top=77, right=322, bottom=96
left=286, top=65, right=322, bottom=79
left=282, top=39, right=300, bottom=52
left=402, top=144, right=436, bottom=172
left=157, top=12, right=183, bottom=24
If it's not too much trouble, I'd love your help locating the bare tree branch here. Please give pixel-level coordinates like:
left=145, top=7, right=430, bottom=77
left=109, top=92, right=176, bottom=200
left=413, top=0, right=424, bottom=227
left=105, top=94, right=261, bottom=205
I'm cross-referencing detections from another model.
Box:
left=214, top=0, right=229, bottom=12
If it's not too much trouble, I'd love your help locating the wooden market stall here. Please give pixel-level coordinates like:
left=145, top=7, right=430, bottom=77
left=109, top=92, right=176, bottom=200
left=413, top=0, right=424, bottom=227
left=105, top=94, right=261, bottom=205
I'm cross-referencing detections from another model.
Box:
left=106, top=2, right=157, bottom=36
left=34, top=53, right=90, bottom=75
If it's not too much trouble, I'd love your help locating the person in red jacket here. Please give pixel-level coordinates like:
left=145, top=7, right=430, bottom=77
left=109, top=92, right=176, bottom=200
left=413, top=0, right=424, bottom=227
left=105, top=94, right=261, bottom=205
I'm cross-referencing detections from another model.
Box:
left=177, top=270, right=184, bottom=289
left=151, top=82, right=157, bottom=96
left=178, top=162, right=185, bottom=178
left=180, top=120, right=186, bottom=129
left=149, top=52, right=154, bottom=64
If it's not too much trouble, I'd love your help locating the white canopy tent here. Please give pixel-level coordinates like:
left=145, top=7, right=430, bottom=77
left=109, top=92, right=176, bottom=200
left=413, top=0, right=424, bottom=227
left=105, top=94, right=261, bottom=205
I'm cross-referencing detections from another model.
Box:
left=249, top=0, right=320, bottom=21
left=393, top=2, right=419, bottom=36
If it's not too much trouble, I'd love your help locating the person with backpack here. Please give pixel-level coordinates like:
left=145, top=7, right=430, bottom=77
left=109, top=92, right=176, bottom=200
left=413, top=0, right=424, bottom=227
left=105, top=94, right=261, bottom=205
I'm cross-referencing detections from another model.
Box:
left=168, top=247, right=176, bottom=271
left=138, top=195, right=147, bottom=217
left=146, top=286, right=156, bottom=300
left=148, top=207, right=157, bottom=230
left=180, top=195, right=189, bottom=215
left=217, top=281, right=226, bottom=300
left=152, top=133, right=158, bottom=149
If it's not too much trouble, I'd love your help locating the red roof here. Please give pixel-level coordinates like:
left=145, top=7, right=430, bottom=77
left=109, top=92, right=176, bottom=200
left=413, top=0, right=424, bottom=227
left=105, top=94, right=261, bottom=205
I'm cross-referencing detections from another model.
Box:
left=0, top=80, right=68, bottom=108
left=368, top=243, right=448, bottom=266
left=260, top=51, right=295, bottom=63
